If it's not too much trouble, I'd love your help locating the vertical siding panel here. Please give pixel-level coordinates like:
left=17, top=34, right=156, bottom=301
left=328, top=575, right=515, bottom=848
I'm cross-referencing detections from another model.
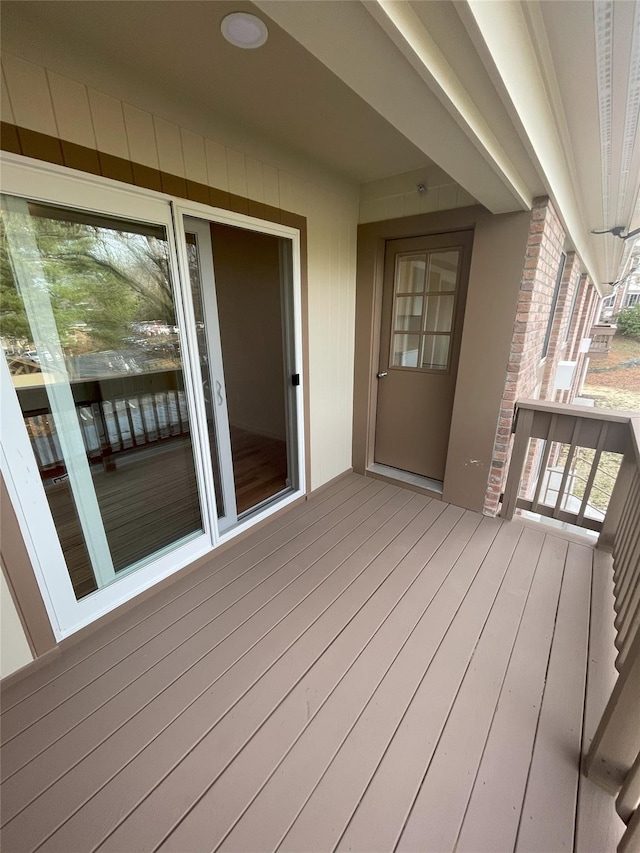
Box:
left=88, top=89, right=129, bottom=159
left=386, top=195, right=404, bottom=220
left=278, top=172, right=295, bottom=213
left=47, top=73, right=95, bottom=149
left=181, top=129, right=207, bottom=186
left=154, top=116, right=185, bottom=177
left=245, top=157, right=265, bottom=203
left=226, top=148, right=248, bottom=198
left=306, top=200, right=330, bottom=488
left=402, top=192, right=421, bottom=217
left=438, top=184, right=458, bottom=210
left=359, top=199, right=375, bottom=223
left=2, top=54, right=57, bottom=135
left=204, top=138, right=229, bottom=191
left=1, top=64, right=16, bottom=125
left=419, top=188, right=439, bottom=213
left=1, top=572, right=33, bottom=678
left=123, top=104, right=159, bottom=170
left=371, top=197, right=390, bottom=222
left=262, top=164, right=280, bottom=208
left=290, top=175, right=309, bottom=216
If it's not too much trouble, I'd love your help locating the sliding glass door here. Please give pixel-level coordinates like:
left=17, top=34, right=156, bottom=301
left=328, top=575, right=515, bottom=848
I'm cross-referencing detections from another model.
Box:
left=182, top=214, right=300, bottom=531
left=0, top=157, right=304, bottom=638
left=1, top=194, right=206, bottom=605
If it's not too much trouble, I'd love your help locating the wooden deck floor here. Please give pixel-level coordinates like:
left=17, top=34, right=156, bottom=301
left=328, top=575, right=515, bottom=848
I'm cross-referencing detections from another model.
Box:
left=0, top=474, right=623, bottom=852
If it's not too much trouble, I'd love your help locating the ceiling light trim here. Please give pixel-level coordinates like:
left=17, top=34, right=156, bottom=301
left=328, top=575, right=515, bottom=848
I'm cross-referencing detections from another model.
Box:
left=221, top=12, right=268, bottom=49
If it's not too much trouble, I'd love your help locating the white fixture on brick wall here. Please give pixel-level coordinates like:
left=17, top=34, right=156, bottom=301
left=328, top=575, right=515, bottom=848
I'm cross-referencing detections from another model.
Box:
left=554, top=360, right=578, bottom=390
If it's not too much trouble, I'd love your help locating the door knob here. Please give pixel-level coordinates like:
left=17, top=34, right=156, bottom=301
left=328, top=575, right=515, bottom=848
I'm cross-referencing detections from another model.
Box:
left=377, top=371, right=388, bottom=378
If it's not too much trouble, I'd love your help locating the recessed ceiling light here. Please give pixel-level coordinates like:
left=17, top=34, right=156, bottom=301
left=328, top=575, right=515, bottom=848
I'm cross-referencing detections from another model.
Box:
left=221, top=12, right=268, bottom=49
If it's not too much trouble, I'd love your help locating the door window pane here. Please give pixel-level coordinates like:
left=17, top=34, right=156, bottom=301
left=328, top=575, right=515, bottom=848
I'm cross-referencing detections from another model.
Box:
left=395, top=254, right=426, bottom=293
left=424, top=295, right=455, bottom=332
left=427, top=251, right=459, bottom=292
left=422, top=335, right=450, bottom=369
left=393, top=296, right=423, bottom=332
left=392, top=334, right=421, bottom=367
left=1, top=195, right=203, bottom=599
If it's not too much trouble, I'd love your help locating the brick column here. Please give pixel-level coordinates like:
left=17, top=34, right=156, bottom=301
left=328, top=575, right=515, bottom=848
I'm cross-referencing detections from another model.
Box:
left=483, top=197, right=566, bottom=516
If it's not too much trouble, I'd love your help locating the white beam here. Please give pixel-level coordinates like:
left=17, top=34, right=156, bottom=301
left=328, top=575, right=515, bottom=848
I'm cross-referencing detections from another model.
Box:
left=367, top=0, right=532, bottom=210
left=460, top=0, right=607, bottom=293
left=255, top=0, right=529, bottom=214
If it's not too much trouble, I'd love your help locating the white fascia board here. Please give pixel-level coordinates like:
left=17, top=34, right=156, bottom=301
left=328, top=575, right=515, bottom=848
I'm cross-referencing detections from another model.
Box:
left=461, top=0, right=606, bottom=294
left=254, top=0, right=528, bottom=214
left=368, top=0, right=531, bottom=210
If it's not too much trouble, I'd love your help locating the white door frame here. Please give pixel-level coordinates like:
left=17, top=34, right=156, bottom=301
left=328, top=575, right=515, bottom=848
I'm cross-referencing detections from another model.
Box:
left=0, top=153, right=306, bottom=639
left=180, top=214, right=238, bottom=532
left=173, top=200, right=305, bottom=547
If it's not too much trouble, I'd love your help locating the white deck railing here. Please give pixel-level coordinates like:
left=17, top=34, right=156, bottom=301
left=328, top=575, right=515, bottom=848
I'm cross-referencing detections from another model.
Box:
left=502, top=399, right=640, bottom=852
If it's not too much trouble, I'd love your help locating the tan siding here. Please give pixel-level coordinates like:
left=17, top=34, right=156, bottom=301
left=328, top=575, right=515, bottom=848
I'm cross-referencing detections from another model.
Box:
left=0, top=572, right=33, bottom=679
left=1, top=49, right=359, bottom=492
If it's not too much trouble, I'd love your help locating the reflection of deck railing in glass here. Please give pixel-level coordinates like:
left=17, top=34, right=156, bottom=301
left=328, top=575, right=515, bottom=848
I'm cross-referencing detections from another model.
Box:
left=18, top=369, right=190, bottom=478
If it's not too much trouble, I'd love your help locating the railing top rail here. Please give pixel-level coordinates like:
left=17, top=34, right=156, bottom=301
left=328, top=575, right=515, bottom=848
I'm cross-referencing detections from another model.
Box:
left=516, top=398, right=638, bottom=425
left=630, top=417, right=640, bottom=465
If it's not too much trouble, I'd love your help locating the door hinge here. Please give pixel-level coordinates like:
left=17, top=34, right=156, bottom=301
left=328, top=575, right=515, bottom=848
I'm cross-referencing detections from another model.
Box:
left=291, top=373, right=300, bottom=386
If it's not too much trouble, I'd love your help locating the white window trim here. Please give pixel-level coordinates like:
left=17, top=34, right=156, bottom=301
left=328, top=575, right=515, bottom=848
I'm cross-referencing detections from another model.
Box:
left=0, top=152, right=306, bottom=639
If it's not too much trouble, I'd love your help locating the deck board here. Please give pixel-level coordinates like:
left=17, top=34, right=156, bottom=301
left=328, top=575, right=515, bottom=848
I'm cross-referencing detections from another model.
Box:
left=0, top=474, right=616, bottom=852
left=515, top=542, right=593, bottom=853
left=395, top=526, right=549, bottom=852
left=454, top=533, right=569, bottom=852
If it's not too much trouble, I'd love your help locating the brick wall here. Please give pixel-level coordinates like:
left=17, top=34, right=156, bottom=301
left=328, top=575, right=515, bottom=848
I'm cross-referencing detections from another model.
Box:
left=483, top=197, right=566, bottom=516
left=559, top=275, right=600, bottom=403
left=539, top=251, right=581, bottom=400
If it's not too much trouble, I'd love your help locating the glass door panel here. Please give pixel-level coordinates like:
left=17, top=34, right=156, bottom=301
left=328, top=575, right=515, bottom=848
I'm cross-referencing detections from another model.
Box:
left=184, top=217, right=237, bottom=532
left=210, top=222, right=294, bottom=517
left=183, top=216, right=297, bottom=528
left=390, top=249, right=461, bottom=373
left=1, top=195, right=204, bottom=600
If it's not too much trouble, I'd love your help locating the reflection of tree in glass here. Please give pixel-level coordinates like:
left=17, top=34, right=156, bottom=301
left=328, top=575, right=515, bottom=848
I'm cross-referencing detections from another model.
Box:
left=1, top=210, right=175, bottom=354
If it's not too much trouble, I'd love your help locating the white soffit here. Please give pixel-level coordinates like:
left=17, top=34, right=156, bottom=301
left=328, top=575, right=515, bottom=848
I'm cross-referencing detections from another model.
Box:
left=540, top=0, right=640, bottom=284
left=461, top=0, right=640, bottom=293
left=364, top=1, right=532, bottom=209
left=254, top=0, right=531, bottom=214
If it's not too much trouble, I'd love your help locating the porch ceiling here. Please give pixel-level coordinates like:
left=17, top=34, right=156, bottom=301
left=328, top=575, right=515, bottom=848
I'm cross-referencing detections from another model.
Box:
left=2, top=1, right=638, bottom=287
left=0, top=0, right=434, bottom=185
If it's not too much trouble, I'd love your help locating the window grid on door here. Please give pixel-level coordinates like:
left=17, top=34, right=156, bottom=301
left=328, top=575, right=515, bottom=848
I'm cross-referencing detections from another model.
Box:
left=390, top=249, right=461, bottom=371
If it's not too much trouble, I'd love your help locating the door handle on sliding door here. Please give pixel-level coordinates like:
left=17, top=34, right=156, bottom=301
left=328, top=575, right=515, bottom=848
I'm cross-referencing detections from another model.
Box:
left=215, top=380, right=224, bottom=406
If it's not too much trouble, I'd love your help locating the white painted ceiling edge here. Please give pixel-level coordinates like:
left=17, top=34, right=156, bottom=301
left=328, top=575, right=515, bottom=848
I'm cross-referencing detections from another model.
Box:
left=257, top=0, right=640, bottom=295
